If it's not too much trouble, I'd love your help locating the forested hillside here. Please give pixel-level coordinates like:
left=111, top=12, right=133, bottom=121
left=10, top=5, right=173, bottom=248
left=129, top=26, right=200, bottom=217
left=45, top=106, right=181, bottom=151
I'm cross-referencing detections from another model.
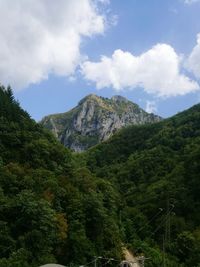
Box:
left=1, top=84, right=200, bottom=267
left=0, top=86, right=122, bottom=267
left=84, top=103, right=200, bottom=266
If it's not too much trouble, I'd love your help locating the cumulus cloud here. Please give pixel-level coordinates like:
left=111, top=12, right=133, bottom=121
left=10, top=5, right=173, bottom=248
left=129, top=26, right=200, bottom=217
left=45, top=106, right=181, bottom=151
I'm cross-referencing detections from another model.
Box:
left=82, top=44, right=199, bottom=97
left=0, top=0, right=106, bottom=89
left=184, top=0, right=200, bottom=4
left=186, top=33, right=200, bottom=79
left=145, top=101, right=157, bottom=114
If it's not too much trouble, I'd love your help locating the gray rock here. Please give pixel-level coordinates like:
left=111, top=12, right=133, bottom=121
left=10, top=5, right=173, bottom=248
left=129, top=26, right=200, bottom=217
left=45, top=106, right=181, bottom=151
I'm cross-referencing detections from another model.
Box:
left=41, top=94, right=162, bottom=151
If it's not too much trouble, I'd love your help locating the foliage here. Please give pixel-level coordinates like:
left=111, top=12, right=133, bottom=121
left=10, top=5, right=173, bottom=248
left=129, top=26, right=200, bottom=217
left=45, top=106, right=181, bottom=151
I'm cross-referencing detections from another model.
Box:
left=1, top=84, right=200, bottom=266
left=0, top=86, right=121, bottom=266
left=85, top=102, right=200, bottom=266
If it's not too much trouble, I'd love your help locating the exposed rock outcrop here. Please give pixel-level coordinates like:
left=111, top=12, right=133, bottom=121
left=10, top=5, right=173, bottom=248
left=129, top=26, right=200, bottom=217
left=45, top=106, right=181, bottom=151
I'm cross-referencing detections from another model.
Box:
left=41, top=94, right=162, bottom=151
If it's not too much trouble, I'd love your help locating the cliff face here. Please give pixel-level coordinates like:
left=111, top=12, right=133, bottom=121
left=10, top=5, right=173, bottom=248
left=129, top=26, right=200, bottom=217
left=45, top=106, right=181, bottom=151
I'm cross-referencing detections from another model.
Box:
left=40, top=94, right=162, bottom=151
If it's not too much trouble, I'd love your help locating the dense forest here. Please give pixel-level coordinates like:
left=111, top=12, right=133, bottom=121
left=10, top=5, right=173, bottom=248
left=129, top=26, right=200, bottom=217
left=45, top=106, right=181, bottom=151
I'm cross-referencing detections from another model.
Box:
left=0, top=85, right=200, bottom=266
left=84, top=100, right=200, bottom=266
left=0, top=85, right=121, bottom=267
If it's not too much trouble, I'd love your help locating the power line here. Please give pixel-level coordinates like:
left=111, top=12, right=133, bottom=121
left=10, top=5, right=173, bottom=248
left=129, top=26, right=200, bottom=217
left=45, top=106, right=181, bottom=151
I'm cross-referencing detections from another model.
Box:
left=137, top=208, right=164, bottom=233
left=150, top=204, right=174, bottom=237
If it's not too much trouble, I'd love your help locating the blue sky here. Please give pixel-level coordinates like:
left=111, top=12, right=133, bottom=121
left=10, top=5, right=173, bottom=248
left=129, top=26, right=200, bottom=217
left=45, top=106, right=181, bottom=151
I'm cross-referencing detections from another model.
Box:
left=1, top=0, right=200, bottom=120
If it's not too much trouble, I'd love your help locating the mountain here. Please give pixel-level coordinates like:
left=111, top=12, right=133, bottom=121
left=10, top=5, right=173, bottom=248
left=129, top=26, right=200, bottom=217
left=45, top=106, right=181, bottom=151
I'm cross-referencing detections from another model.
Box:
left=40, top=94, right=162, bottom=151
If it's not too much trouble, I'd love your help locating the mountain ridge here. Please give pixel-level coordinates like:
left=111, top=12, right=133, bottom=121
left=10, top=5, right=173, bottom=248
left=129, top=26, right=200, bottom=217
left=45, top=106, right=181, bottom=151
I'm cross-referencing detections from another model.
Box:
left=41, top=94, right=162, bottom=151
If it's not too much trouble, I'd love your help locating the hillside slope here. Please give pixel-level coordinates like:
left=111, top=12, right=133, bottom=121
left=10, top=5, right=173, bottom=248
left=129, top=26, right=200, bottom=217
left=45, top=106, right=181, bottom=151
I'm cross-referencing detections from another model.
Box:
left=41, top=94, right=161, bottom=151
left=1, top=84, right=200, bottom=267
left=0, top=86, right=122, bottom=267
left=84, top=103, right=200, bottom=266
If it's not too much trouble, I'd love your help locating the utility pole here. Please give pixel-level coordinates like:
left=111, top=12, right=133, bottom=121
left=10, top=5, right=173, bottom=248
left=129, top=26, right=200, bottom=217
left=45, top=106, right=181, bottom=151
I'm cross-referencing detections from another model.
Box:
left=163, top=200, right=175, bottom=267
left=165, top=202, right=174, bottom=248
left=162, top=235, right=166, bottom=267
left=94, top=257, right=97, bottom=267
left=165, top=199, right=170, bottom=247
left=94, top=256, right=102, bottom=267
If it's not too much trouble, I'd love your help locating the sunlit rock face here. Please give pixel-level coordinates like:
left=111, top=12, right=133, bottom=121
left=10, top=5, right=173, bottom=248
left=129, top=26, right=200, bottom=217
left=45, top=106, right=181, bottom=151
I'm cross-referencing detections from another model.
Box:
left=41, top=94, right=162, bottom=151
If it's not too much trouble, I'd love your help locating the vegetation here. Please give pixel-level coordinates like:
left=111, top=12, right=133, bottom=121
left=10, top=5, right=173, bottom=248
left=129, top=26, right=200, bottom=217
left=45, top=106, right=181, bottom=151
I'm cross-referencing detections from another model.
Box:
left=0, top=86, right=121, bottom=267
left=84, top=102, right=200, bottom=266
left=1, top=84, right=200, bottom=266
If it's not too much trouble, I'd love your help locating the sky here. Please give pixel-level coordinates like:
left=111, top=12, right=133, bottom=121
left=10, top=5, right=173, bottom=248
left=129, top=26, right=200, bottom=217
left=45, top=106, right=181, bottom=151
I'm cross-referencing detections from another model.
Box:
left=1, top=0, right=200, bottom=121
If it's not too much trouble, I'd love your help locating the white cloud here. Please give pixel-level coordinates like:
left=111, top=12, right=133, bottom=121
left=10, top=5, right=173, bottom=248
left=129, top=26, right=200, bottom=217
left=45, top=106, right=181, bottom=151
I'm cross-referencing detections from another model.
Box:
left=186, top=33, right=200, bottom=79
left=82, top=44, right=199, bottom=97
left=145, top=101, right=157, bottom=114
left=184, top=0, right=200, bottom=4
left=0, top=0, right=106, bottom=90
left=97, top=0, right=110, bottom=4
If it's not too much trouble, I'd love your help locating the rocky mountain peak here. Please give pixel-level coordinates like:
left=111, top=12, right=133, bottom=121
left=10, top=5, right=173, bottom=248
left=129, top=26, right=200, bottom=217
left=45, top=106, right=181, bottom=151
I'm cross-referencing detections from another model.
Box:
left=111, top=95, right=129, bottom=103
left=78, top=94, right=100, bottom=104
left=41, top=94, right=162, bottom=152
